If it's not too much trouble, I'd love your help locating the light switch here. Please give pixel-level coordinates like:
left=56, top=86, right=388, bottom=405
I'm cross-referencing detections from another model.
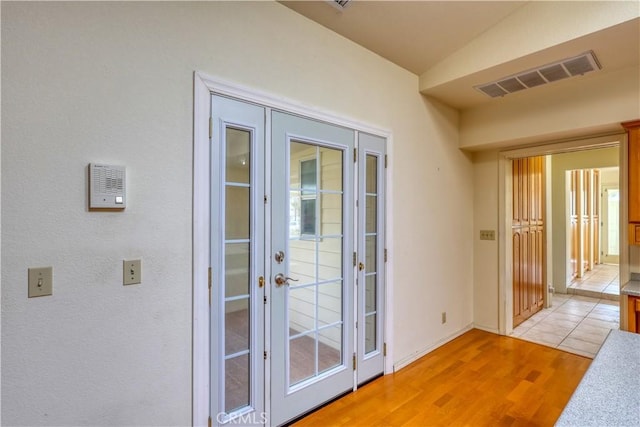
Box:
left=28, top=267, right=53, bottom=298
left=123, top=259, right=141, bottom=285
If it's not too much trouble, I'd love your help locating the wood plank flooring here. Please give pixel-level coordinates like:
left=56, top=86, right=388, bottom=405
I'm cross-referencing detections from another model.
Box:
left=293, top=329, right=591, bottom=427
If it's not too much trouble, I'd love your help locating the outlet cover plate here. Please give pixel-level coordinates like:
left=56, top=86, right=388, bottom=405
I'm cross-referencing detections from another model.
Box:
left=480, top=230, right=496, bottom=240
left=28, top=267, right=53, bottom=298
left=123, top=259, right=142, bottom=285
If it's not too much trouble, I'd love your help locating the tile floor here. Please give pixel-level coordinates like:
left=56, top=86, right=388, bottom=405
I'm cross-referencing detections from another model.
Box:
left=512, top=293, right=620, bottom=358
left=567, top=263, right=619, bottom=300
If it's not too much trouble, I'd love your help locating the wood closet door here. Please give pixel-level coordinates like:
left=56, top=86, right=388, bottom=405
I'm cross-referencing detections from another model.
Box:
left=512, top=157, right=545, bottom=327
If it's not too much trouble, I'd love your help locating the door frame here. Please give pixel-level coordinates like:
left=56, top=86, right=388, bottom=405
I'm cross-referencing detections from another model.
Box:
left=498, top=133, right=627, bottom=335
left=193, top=72, right=394, bottom=426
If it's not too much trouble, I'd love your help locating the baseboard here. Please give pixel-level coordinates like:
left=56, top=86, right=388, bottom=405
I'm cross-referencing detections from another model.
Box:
left=393, top=323, right=473, bottom=372
left=473, top=324, right=500, bottom=334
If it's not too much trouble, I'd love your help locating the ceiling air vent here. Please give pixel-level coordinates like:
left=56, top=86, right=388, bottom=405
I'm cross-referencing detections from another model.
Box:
left=329, top=0, right=351, bottom=10
left=474, top=51, right=601, bottom=98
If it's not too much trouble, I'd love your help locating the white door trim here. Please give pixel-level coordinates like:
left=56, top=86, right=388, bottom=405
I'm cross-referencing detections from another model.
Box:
left=193, top=71, right=394, bottom=425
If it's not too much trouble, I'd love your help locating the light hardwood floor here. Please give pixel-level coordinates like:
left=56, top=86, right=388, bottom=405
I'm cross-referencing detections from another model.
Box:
left=293, top=329, right=591, bottom=427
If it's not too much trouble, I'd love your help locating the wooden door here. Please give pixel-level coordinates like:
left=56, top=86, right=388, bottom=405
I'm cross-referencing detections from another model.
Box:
left=513, top=156, right=545, bottom=327
left=570, top=168, right=601, bottom=280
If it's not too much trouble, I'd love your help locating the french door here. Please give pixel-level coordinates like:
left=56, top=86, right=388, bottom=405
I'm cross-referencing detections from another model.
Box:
left=210, top=95, right=266, bottom=424
left=270, top=111, right=355, bottom=426
left=210, top=95, right=385, bottom=426
left=356, top=133, right=386, bottom=385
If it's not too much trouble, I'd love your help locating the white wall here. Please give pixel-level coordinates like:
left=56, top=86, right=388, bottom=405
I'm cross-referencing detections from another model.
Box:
left=1, top=2, right=473, bottom=425
left=472, top=150, right=499, bottom=331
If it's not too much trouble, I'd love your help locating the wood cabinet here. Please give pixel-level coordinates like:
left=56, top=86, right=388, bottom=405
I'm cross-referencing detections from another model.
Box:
left=630, top=224, right=640, bottom=245
left=623, top=120, right=640, bottom=244
left=628, top=295, right=640, bottom=333
left=512, top=156, right=545, bottom=327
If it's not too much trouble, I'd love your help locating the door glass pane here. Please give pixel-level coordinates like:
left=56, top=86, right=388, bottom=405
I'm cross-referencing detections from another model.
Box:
left=366, top=195, right=377, bottom=234
left=318, top=325, right=342, bottom=373
left=226, top=128, right=250, bottom=184
left=365, top=275, right=376, bottom=314
left=289, top=239, right=316, bottom=286
left=223, top=125, right=252, bottom=415
left=364, top=154, right=379, bottom=356
left=225, top=354, right=250, bottom=413
left=365, top=314, right=376, bottom=354
left=318, top=281, right=342, bottom=327
left=288, top=141, right=344, bottom=389
left=226, top=299, right=249, bottom=355
left=290, top=334, right=316, bottom=386
left=321, top=193, right=342, bottom=235
left=366, top=155, right=377, bottom=193
left=225, top=243, right=249, bottom=298
left=289, top=286, right=316, bottom=336
left=318, top=237, right=342, bottom=281
left=365, top=236, right=377, bottom=273
left=225, top=186, right=249, bottom=240
left=607, top=189, right=619, bottom=256
left=319, top=146, right=343, bottom=192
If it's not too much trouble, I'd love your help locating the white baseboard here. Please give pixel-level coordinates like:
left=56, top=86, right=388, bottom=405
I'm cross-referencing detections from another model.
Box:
left=473, top=324, right=500, bottom=334
left=393, top=323, right=473, bottom=372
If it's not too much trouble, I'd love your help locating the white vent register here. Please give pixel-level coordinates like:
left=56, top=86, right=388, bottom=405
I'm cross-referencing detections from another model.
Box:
left=475, top=51, right=601, bottom=98
left=89, top=163, right=126, bottom=209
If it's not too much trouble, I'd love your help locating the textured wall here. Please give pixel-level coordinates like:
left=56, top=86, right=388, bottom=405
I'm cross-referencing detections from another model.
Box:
left=2, top=2, right=473, bottom=425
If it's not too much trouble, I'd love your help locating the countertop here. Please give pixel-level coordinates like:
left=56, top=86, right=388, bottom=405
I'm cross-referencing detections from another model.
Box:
left=556, top=329, right=640, bottom=426
left=622, top=280, right=640, bottom=297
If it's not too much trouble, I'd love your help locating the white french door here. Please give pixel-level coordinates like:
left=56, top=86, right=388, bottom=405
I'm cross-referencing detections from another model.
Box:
left=210, top=95, right=266, bottom=425
left=269, top=111, right=355, bottom=426
left=356, top=133, right=386, bottom=385
left=208, top=95, right=385, bottom=426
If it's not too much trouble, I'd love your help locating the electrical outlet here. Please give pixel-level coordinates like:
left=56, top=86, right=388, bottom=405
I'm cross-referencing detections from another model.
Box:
left=480, top=230, right=496, bottom=240
left=441, top=312, right=446, bottom=324
left=28, top=267, right=53, bottom=298
left=123, top=259, right=142, bottom=285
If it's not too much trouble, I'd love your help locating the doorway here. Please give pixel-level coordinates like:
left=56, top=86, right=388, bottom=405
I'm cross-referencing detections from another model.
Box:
left=498, top=135, right=626, bottom=336
left=201, top=90, right=387, bottom=426
left=601, top=179, right=620, bottom=265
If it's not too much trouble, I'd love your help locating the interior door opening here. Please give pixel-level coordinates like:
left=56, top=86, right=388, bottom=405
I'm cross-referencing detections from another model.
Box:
left=500, top=136, right=624, bottom=337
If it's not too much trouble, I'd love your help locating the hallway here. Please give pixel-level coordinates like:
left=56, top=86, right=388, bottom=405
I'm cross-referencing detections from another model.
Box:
left=567, top=263, right=619, bottom=300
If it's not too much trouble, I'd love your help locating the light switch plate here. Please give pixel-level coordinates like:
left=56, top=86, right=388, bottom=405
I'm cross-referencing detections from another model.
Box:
left=123, top=259, right=142, bottom=285
left=28, top=267, right=53, bottom=298
left=480, top=230, right=496, bottom=241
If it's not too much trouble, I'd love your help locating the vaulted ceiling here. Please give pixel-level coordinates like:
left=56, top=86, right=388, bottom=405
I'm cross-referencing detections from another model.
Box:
left=281, top=1, right=640, bottom=111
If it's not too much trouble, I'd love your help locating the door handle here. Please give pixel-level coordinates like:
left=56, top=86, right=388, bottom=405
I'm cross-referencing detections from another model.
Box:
left=274, top=273, right=298, bottom=287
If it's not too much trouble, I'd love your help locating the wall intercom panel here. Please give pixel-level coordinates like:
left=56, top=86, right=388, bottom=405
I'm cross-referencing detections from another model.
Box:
left=89, top=163, right=126, bottom=209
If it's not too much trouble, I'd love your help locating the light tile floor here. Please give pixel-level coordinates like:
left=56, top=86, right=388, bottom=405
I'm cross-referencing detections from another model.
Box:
left=512, top=293, right=619, bottom=358
left=567, top=263, right=619, bottom=300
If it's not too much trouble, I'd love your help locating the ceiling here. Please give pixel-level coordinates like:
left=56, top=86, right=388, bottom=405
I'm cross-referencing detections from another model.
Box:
left=280, top=1, right=640, bottom=110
